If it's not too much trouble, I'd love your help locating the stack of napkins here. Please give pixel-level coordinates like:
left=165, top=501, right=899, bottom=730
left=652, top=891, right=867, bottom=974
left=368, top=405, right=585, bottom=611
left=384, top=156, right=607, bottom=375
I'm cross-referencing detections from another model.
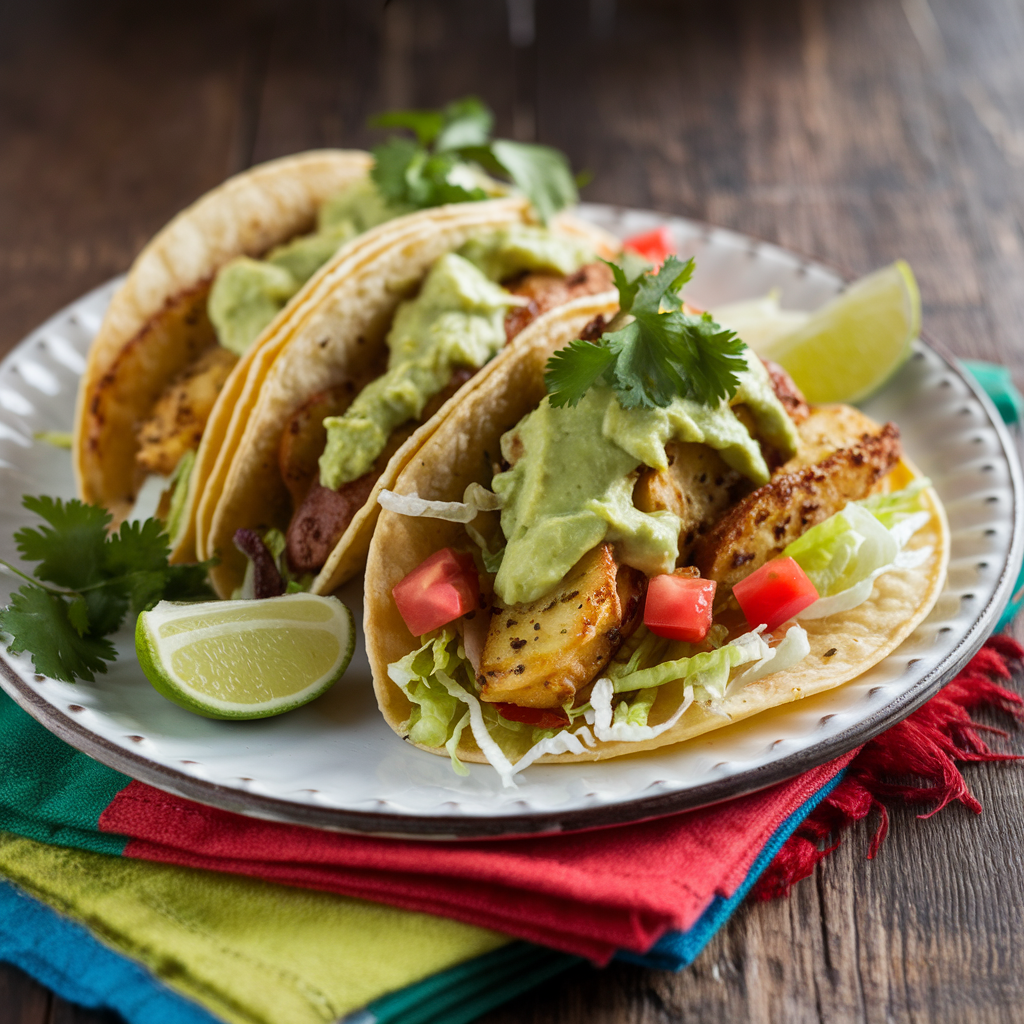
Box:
left=0, top=686, right=849, bottom=1023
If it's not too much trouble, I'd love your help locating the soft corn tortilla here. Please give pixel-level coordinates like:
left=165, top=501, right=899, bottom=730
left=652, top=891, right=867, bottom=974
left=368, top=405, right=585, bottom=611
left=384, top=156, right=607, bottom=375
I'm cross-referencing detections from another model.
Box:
left=73, top=149, right=373, bottom=562
left=200, top=202, right=619, bottom=598
left=363, top=297, right=951, bottom=766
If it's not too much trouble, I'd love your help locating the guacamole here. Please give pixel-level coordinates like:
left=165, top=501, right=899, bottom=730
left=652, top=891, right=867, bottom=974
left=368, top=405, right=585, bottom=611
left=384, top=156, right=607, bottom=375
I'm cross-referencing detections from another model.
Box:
left=317, top=227, right=597, bottom=491
left=318, top=253, right=517, bottom=489
left=491, top=352, right=798, bottom=606
left=208, top=180, right=409, bottom=357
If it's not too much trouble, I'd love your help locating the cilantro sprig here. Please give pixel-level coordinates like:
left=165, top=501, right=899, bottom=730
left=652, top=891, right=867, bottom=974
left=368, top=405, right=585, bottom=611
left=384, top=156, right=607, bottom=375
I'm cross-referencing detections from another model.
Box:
left=370, top=96, right=578, bottom=223
left=544, top=255, right=749, bottom=409
left=0, top=496, right=213, bottom=682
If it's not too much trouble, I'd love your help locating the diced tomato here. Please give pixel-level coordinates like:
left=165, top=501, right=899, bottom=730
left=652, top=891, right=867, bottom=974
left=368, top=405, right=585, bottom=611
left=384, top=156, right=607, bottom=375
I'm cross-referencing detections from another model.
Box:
left=392, top=548, right=480, bottom=637
left=733, top=557, right=819, bottom=633
left=623, top=226, right=675, bottom=268
left=643, top=574, right=717, bottom=643
left=492, top=703, right=571, bottom=729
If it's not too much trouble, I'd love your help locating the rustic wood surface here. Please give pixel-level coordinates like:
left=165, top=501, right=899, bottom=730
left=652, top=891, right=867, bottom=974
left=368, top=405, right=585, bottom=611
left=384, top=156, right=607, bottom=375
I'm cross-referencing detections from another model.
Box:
left=3, top=0, right=1024, bottom=1021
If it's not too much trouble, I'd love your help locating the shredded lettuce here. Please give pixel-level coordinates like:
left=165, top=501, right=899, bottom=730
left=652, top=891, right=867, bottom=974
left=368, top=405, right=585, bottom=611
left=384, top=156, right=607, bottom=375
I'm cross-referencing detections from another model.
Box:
left=377, top=482, right=504, bottom=522
left=727, top=624, right=810, bottom=693
left=386, top=620, right=811, bottom=784
left=387, top=630, right=475, bottom=773
left=785, top=481, right=933, bottom=620
left=590, top=677, right=694, bottom=743
left=609, top=629, right=770, bottom=696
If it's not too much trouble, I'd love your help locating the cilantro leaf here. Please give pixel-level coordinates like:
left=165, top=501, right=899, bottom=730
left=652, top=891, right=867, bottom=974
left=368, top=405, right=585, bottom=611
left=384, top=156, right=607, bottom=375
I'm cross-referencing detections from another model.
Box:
left=368, top=97, right=580, bottom=221
left=627, top=255, right=695, bottom=315
left=606, top=319, right=689, bottom=409
left=370, top=109, right=444, bottom=147
left=370, top=137, right=422, bottom=205
left=672, top=314, right=749, bottom=405
left=545, top=337, right=618, bottom=408
left=0, top=585, right=116, bottom=683
left=435, top=97, right=493, bottom=151
left=15, top=496, right=110, bottom=591
left=543, top=258, right=748, bottom=410
left=488, top=140, right=578, bottom=224
left=1, top=496, right=215, bottom=682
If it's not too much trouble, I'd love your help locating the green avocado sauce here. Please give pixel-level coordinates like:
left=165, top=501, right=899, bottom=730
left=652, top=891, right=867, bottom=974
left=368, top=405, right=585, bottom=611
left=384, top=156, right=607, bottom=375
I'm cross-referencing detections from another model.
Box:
left=491, top=351, right=799, bottom=606
left=317, top=227, right=595, bottom=491
left=207, top=180, right=410, bottom=357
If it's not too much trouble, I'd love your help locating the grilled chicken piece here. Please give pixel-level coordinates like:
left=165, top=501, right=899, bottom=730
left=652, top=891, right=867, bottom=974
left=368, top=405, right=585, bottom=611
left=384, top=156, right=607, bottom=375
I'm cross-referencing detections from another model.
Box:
left=633, top=442, right=741, bottom=563
left=136, top=345, right=238, bottom=476
left=692, top=423, right=902, bottom=589
left=504, top=262, right=614, bottom=341
left=279, top=381, right=364, bottom=509
left=479, top=543, right=645, bottom=709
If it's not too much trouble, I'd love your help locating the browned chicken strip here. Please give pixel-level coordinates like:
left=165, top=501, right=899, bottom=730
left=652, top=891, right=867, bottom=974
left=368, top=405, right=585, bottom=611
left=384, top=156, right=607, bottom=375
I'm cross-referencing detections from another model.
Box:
left=479, top=543, right=645, bottom=709
left=503, top=262, right=614, bottom=341
left=136, top=345, right=238, bottom=476
left=692, top=423, right=902, bottom=589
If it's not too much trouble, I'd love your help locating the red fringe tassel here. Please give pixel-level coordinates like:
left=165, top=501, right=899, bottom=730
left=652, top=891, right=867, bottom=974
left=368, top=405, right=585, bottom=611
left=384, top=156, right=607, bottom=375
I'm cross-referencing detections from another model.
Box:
left=752, top=635, right=1024, bottom=902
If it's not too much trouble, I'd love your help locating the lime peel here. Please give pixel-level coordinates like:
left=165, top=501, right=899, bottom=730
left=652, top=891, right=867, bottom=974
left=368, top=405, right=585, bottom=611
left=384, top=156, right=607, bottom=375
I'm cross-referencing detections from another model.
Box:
left=136, top=594, right=355, bottom=720
left=759, top=260, right=920, bottom=405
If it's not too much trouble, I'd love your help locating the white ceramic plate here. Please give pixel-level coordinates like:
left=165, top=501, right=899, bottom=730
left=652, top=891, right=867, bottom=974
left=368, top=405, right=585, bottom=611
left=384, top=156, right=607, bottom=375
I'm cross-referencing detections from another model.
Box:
left=1, top=205, right=1020, bottom=838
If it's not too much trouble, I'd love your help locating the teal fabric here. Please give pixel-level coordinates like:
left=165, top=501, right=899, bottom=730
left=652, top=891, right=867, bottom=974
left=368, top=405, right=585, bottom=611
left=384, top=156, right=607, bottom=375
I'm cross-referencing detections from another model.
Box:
left=0, top=692, right=128, bottom=855
left=0, top=878, right=219, bottom=1024
left=962, top=359, right=1023, bottom=425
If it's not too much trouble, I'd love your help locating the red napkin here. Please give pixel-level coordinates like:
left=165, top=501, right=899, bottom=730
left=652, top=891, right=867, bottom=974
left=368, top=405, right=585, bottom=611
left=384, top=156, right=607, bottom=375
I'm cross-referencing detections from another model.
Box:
left=100, top=755, right=854, bottom=963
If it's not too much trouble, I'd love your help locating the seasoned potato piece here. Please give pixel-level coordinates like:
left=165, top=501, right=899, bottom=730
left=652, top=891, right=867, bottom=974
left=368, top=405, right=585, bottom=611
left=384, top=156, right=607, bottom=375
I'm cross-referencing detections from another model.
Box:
left=692, top=423, right=902, bottom=589
left=480, top=543, right=645, bottom=708
left=136, top=345, right=238, bottom=476
left=634, top=441, right=740, bottom=562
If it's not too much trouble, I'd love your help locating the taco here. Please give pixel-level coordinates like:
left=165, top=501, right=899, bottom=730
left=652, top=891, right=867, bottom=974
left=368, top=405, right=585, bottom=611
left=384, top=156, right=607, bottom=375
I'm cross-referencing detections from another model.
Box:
left=73, top=150, right=374, bottom=560
left=363, top=260, right=950, bottom=786
left=199, top=201, right=620, bottom=598
left=74, top=97, right=583, bottom=566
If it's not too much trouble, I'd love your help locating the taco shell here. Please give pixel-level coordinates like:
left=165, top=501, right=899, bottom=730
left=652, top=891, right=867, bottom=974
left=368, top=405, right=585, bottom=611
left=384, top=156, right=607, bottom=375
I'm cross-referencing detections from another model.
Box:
left=199, top=200, right=618, bottom=598
left=74, top=149, right=373, bottom=560
left=363, top=296, right=951, bottom=766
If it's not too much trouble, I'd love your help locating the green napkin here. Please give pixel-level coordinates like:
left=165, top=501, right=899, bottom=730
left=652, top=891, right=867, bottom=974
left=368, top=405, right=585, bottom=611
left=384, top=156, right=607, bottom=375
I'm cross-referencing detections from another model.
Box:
left=0, top=830, right=513, bottom=1024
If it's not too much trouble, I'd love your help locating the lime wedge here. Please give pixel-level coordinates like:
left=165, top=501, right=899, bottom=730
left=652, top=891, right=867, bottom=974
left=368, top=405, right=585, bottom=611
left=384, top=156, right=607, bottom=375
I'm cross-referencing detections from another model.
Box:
left=135, top=594, right=355, bottom=719
left=760, top=261, right=920, bottom=404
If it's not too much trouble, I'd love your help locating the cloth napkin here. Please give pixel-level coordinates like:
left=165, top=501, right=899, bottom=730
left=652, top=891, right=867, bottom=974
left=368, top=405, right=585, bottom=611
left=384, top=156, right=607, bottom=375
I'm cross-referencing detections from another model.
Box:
left=0, top=684, right=853, bottom=964
left=0, top=757, right=845, bottom=1024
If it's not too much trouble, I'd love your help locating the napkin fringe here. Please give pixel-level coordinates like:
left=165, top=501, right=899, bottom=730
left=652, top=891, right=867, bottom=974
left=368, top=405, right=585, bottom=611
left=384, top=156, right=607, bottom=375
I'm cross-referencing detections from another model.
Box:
left=752, top=635, right=1024, bottom=901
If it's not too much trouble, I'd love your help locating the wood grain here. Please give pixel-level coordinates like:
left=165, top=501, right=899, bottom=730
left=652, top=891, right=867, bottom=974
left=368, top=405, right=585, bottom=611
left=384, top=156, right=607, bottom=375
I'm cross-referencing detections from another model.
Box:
left=2, top=0, right=1024, bottom=1021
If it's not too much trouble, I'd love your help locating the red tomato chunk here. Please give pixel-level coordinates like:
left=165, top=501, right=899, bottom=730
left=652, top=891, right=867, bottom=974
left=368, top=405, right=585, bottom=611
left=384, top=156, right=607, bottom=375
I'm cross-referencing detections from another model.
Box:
left=732, top=557, right=819, bottom=633
left=644, top=575, right=717, bottom=643
left=623, top=225, right=675, bottom=268
left=493, top=703, right=571, bottom=729
left=392, top=548, right=480, bottom=637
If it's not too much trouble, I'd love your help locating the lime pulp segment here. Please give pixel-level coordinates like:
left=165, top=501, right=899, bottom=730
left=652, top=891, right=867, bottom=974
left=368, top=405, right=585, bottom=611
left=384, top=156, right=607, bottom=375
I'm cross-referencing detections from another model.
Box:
left=136, top=594, right=355, bottom=720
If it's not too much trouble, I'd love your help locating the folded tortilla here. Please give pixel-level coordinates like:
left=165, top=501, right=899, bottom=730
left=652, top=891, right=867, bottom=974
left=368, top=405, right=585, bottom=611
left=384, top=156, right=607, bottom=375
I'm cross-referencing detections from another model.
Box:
left=363, top=296, right=951, bottom=766
left=199, top=200, right=619, bottom=598
left=73, top=149, right=373, bottom=562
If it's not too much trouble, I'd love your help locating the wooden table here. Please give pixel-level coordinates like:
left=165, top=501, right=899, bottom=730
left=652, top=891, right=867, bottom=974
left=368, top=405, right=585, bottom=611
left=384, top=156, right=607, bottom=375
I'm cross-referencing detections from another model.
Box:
left=3, top=0, right=1024, bottom=1020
